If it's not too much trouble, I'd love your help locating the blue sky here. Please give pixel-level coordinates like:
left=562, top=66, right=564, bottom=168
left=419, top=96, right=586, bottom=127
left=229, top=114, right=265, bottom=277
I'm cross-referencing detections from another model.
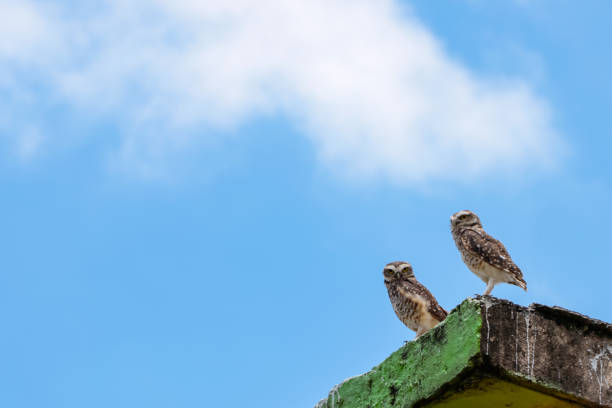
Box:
left=0, top=1, right=611, bottom=407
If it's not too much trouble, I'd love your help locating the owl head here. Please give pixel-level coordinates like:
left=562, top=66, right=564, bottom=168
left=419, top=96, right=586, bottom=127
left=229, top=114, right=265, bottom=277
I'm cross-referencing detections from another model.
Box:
left=450, top=210, right=482, bottom=229
left=383, top=261, right=414, bottom=282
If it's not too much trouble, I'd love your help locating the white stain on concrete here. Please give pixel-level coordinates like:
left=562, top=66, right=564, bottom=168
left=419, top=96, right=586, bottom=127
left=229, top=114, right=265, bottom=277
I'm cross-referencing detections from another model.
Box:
left=588, top=346, right=611, bottom=405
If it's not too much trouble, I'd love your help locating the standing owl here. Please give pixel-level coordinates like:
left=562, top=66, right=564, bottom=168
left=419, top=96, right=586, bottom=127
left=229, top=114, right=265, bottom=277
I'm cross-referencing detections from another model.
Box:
left=383, top=261, right=448, bottom=338
left=450, top=210, right=527, bottom=295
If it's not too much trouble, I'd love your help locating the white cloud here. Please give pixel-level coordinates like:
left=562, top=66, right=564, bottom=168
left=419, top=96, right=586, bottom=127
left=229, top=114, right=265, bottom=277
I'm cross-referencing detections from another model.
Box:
left=0, top=2, right=52, bottom=60
left=16, top=125, right=44, bottom=160
left=0, top=0, right=562, bottom=183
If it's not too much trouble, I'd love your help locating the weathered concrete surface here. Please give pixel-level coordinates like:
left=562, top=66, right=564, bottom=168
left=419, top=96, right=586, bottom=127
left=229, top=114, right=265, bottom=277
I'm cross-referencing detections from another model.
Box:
left=316, top=296, right=611, bottom=408
left=478, top=296, right=612, bottom=407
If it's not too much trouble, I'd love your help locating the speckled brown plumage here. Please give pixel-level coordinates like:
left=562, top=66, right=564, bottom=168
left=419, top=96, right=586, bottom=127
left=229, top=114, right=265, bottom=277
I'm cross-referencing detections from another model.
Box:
left=450, top=210, right=527, bottom=295
left=383, top=261, right=448, bottom=337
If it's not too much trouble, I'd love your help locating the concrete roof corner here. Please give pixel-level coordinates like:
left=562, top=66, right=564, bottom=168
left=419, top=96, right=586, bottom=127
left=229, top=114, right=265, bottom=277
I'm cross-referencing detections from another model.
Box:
left=316, top=296, right=611, bottom=408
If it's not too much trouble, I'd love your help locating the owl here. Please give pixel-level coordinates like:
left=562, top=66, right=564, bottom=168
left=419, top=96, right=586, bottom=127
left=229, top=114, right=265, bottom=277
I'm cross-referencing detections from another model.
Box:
left=450, top=210, right=527, bottom=295
left=383, top=261, right=448, bottom=338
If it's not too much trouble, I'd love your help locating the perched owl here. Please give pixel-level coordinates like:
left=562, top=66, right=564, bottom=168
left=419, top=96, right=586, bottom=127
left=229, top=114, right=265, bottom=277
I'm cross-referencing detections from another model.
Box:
left=450, top=210, right=527, bottom=295
left=383, top=261, right=448, bottom=338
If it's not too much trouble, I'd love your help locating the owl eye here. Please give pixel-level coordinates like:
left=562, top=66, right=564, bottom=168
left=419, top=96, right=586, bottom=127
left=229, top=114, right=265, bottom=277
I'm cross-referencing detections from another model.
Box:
left=459, top=214, right=468, bottom=220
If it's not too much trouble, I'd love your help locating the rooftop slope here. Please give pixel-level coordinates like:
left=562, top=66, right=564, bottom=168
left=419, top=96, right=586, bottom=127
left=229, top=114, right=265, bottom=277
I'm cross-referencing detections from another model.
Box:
left=315, top=296, right=611, bottom=408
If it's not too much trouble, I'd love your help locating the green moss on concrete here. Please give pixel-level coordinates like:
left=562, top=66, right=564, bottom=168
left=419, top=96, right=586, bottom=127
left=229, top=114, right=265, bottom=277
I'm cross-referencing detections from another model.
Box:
left=316, top=298, right=482, bottom=408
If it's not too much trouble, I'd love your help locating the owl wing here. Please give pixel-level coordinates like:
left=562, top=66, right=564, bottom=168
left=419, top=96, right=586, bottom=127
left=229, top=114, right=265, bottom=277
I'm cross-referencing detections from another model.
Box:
left=460, top=229, right=525, bottom=282
left=398, top=280, right=448, bottom=322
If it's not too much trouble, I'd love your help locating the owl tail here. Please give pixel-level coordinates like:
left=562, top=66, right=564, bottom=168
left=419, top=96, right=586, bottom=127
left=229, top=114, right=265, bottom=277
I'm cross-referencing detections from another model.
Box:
left=513, top=277, right=527, bottom=291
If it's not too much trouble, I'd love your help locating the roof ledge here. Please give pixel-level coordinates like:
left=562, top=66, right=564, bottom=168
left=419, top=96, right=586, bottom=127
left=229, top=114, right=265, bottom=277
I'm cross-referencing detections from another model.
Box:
left=316, top=296, right=611, bottom=408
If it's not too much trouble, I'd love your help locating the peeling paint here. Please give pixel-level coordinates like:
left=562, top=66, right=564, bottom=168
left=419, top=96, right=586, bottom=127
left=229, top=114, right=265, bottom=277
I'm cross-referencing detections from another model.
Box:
left=314, top=398, right=326, bottom=408
left=318, top=374, right=364, bottom=408
left=330, top=382, right=341, bottom=408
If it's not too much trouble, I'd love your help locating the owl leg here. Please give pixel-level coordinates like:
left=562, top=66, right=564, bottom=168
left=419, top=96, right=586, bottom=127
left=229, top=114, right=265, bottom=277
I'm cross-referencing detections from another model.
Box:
left=483, top=279, right=496, bottom=296
left=415, top=327, right=426, bottom=338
